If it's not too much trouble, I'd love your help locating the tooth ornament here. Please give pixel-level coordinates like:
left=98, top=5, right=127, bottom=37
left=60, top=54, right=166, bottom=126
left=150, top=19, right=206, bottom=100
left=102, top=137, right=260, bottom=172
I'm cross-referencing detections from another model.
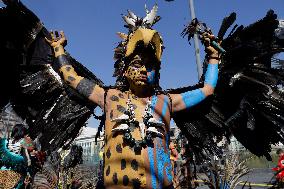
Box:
left=111, top=114, right=129, bottom=122
left=112, top=124, right=129, bottom=132
left=147, top=117, right=165, bottom=127
left=146, top=127, right=163, bottom=137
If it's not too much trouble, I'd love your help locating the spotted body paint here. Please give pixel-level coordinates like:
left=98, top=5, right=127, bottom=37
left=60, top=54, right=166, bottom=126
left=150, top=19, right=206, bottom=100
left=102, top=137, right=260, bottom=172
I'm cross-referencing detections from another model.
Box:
left=111, top=95, right=119, bottom=102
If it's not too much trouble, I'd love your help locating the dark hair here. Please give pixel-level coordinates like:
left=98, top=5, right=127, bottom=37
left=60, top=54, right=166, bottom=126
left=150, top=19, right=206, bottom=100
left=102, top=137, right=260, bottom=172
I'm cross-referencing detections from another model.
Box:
left=10, top=124, right=27, bottom=141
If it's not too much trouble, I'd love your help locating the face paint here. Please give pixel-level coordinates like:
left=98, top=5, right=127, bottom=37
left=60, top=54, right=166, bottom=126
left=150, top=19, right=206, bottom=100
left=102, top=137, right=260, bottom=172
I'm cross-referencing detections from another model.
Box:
left=125, top=55, right=158, bottom=89
left=147, top=69, right=156, bottom=85
left=126, top=65, right=147, bottom=87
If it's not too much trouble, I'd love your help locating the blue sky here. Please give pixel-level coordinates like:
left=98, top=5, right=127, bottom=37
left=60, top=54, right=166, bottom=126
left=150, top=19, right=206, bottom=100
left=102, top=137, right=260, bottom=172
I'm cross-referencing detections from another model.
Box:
left=2, top=1, right=284, bottom=128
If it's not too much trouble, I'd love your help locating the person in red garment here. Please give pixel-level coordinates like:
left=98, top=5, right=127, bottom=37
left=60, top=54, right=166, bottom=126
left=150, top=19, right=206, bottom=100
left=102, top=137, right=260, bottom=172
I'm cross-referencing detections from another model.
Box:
left=272, top=149, right=284, bottom=181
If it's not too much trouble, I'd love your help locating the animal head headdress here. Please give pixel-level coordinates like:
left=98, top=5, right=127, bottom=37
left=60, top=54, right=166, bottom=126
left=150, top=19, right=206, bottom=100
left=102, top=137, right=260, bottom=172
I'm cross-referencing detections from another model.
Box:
left=113, top=5, right=164, bottom=86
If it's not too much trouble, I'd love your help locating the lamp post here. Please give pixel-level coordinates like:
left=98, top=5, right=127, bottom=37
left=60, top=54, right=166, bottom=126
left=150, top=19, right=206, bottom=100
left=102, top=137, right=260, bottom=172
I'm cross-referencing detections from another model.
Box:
left=189, top=0, right=202, bottom=79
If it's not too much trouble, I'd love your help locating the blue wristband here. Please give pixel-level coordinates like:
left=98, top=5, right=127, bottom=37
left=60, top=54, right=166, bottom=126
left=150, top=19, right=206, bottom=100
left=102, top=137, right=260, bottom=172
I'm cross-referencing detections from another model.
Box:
left=204, top=63, right=218, bottom=88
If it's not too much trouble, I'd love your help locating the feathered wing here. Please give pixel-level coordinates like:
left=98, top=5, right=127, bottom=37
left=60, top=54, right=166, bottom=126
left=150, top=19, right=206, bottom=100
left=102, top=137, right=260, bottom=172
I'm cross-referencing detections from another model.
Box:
left=171, top=10, right=284, bottom=160
left=219, top=10, right=284, bottom=158
left=0, top=1, right=103, bottom=157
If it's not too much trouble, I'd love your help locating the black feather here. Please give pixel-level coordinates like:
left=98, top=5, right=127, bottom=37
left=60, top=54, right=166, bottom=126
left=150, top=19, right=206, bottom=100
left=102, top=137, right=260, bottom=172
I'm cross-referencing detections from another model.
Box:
left=217, top=12, right=236, bottom=40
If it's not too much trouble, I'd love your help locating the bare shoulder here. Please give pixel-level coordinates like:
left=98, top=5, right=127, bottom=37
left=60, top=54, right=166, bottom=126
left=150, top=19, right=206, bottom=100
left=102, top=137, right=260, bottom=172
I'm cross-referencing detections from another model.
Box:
left=104, top=89, right=127, bottom=107
left=103, top=89, right=128, bottom=119
left=107, top=89, right=127, bottom=99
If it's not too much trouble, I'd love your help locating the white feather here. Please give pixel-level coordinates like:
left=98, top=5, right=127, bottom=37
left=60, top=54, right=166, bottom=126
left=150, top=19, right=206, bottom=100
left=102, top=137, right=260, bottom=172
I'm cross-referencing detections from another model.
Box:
left=127, top=10, right=138, bottom=20
left=143, top=4, right=158, bottom=26
left=144, top=4, right=149, bottom=14
left=123, top=16, right=136, bottom=27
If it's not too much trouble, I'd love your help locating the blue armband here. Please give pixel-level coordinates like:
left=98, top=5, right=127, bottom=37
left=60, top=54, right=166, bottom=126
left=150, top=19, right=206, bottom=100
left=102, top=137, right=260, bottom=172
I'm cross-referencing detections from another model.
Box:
left=204, top=63, right=218, bottom=88
left=181, top=89, right=206, bottom=108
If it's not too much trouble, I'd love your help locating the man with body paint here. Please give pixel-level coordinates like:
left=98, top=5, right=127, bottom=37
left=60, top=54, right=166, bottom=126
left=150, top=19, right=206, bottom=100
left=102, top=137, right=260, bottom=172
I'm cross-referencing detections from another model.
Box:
left=46, top=5, right=220, bottom=189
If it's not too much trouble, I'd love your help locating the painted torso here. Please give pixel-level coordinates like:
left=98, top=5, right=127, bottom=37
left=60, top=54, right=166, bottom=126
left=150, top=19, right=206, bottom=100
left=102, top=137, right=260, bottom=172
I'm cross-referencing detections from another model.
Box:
left=103, top=89, right=173, bottom=189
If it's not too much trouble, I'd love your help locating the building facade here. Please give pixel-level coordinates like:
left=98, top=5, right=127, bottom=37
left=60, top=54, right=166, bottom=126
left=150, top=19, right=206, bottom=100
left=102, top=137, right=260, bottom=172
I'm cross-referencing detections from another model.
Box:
left=74, top=127, right=104, bottom=165
left=0, top=104, right=24, bottom=138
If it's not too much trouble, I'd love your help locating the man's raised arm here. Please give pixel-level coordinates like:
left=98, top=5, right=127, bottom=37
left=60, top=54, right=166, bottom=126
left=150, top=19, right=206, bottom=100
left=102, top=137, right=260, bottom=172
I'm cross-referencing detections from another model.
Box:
left=46, top=31, right=105, bottom=108
left=170, top=34, right=220, bottom=112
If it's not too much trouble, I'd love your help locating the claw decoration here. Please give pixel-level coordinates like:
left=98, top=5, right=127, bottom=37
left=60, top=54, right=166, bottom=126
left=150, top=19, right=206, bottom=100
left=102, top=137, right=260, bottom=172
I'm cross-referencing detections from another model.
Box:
left=147, top=117, right=165, bottom=127
left=112, top=124, right=130, bottom=132
left=145, top=118, right=165, bottom=137
left=111, top=98, right=135, bottom=133
left=146, top=127, right=163, bottom=137
left=111, top=114, right=129, bottom=122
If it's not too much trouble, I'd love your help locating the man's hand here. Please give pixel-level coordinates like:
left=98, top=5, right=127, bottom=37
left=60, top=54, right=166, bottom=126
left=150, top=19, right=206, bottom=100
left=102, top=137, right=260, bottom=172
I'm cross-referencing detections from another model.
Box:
left=45, top=30, right=67, bottom=48
left=200, top=32, right=220, bottom=59
left=45, top=31, right=67, bottom=57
